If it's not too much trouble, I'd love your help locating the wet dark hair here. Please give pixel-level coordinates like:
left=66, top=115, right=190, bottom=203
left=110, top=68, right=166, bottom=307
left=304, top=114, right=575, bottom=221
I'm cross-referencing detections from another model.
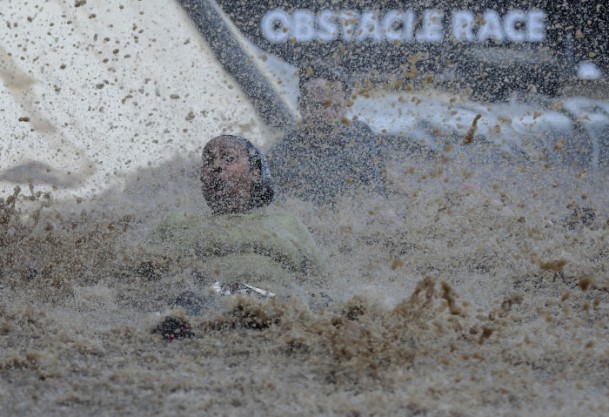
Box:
left=202, top=135, right=274, bottom=210
left=298, top=60, right=351, bottom=94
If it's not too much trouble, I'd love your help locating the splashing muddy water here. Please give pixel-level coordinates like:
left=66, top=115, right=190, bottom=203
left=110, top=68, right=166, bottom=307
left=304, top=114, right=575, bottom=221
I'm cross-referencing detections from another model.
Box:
left=1, top=151, right=608, bottom=417
left=2, top=0, right=609, bottom=415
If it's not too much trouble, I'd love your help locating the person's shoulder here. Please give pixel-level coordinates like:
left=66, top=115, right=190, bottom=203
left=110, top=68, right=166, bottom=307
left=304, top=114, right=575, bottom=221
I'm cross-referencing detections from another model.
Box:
left=267, top=133, right=292, bottom=163
left=269, top=129, right=303, bottom=153
left=347, top=120, right=383, bottom=151
left=349, top=120, right=374, bottom=135
left=345, top=120, right=378, bottom=146
left=267, top=130, right=309, bottom=174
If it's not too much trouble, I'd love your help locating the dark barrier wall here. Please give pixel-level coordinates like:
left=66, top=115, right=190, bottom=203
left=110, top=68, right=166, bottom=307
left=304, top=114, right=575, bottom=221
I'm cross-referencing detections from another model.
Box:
left=212, top=0, right=608, bottom=99
left=179, top=0, right=296, bottom=131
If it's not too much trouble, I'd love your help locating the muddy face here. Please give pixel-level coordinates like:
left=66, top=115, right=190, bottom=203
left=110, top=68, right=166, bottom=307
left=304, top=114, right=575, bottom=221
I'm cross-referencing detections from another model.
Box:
left=201, top=136, right=259, bottom=214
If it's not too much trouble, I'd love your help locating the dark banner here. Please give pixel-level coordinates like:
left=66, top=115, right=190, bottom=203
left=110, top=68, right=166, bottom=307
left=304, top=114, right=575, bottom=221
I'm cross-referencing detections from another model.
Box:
left=215, top=0, right=608, bottom=94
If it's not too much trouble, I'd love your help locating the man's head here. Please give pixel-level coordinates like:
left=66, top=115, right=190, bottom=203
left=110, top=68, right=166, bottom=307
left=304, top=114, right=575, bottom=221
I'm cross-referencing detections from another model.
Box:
left=201, top=135, right=273, bottom=214
left=297, top=62, right=351, bottom=126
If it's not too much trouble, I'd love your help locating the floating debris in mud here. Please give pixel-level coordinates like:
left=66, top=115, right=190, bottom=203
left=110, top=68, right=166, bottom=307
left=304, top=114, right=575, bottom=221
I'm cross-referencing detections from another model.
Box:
left=579, top=276, right=593, bottom=291
left=22, top=264, right=38, bottom=281
left=390, top=257, right=404, bottom=270
left=463, top=113, right=482, bottom=144
left=538, top=259, right=568, bottom=272
left=566, top=206, right=597, bottom=230
left=441, top=281, right=462, bottom=315
left=152, top=316, right=193, bottom=341
left=211, top=281, right=275, bottom=298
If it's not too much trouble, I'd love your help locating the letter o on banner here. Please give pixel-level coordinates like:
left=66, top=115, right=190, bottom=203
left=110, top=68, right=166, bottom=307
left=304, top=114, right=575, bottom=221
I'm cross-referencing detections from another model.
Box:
left=261, top=9, right=290, bottom=43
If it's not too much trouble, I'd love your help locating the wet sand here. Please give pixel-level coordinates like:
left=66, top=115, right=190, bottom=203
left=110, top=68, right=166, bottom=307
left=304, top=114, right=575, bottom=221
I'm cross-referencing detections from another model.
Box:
left=1, top=152, right=608, bottom=416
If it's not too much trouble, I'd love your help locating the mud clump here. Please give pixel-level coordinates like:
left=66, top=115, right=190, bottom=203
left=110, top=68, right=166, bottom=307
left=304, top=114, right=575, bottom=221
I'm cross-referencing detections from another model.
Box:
left=153, top=315, right=193, bottom=341
left=1, top=160, right=609, bottom=415
left=198, top=279, right=485, bottom=386
left=538, top=258, right=568, bottom=272
left=205, top=296, right=283, bottom=331
left=578, top=276, right=593, bottom=291
left=0, top=186, right=133, bottom=301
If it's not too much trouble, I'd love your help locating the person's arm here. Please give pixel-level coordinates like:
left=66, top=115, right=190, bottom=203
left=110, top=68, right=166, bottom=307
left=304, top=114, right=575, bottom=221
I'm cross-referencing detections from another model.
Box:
left=371, top=135, right=388, bottom=196
left=356, top=122, right=388, bottom=196
left=266, top=133, right=300, bottom=200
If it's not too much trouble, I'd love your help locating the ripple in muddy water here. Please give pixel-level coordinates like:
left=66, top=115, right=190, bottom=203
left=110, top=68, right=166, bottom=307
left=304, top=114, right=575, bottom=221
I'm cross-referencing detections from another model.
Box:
left=1, top=155, right=608, bottom=416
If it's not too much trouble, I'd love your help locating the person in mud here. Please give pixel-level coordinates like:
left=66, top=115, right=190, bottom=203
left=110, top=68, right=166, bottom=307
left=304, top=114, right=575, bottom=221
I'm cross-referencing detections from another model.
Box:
left=267, top=62, right=387, bottom=207
left=146, top=135, right=325, bottom=313
left=200, top=134, right=275, bottom=215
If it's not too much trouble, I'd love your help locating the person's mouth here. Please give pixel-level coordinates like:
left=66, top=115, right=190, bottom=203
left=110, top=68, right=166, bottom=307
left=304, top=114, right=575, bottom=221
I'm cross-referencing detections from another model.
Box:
left=213, top=180, right=224, bottom=192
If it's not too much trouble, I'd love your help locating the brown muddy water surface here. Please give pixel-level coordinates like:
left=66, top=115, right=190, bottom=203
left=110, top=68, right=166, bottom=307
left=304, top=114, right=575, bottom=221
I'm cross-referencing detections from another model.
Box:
left=1, top=153, right=608, bottom=416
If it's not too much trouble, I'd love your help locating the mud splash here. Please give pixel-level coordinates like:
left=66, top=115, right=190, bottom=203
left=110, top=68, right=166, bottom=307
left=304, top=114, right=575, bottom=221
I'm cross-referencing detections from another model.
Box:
left=1, top=155, right=609, bottom=416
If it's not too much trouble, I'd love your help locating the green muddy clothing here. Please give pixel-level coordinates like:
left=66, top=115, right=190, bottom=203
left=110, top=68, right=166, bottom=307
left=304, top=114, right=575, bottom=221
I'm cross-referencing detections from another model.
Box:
left=147, top=212, right=324, bottom=294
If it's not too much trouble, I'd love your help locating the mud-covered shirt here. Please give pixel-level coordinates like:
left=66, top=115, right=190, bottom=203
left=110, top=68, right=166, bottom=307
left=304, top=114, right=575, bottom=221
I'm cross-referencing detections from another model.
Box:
left=147, top=212, right=324, bottom=294
left=267, top=121, right=386, bottom=206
